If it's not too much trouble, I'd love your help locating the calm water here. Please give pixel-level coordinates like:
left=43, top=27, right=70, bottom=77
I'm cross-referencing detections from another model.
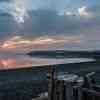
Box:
left=0, top=52, right=98, bottom=80
left=0, top=52, right=95, bottom=70
left=0, top=52, right=99, bottom=99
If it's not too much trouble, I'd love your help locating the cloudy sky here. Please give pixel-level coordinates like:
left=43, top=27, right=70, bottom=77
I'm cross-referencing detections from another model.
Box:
left=0, top=0, right=100, bottom=52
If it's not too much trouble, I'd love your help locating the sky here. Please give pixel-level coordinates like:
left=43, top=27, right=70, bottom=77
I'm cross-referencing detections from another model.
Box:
left=0, top=0, right=100, bottom=52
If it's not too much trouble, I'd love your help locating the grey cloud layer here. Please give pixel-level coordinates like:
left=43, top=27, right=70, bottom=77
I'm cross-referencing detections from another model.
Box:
left=0, top=0, right=100, bottom=41
left=84, top=6, right=100, bottom=17
left=0, top=8, right=100, bottom=35
left=0, top=0, right=100, bottom=50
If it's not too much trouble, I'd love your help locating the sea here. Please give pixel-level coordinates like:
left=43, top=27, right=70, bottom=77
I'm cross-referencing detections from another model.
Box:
left=0, top=50, right=100, bottom=99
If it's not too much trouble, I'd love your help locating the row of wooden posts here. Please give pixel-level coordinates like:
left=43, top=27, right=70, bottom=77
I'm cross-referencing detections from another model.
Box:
left=46, top=66, right=100, bottom=100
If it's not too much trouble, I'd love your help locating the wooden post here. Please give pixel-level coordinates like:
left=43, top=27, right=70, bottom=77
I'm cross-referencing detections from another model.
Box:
left=47, top=67, right=55, bottom=100
left=56, top=80, right=66, bottom=100
left=77, top=87, right=82, bottom=100
left=65, top=82, right=74, bottom=100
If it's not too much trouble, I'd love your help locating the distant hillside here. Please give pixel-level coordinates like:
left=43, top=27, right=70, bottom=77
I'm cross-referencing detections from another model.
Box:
left=27, top=50, right=100, bottom=60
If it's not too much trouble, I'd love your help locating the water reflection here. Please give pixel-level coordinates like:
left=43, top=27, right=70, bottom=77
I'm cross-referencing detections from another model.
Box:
left=0, top=56, right=52, bottom=70
left=0, top=54, right=95, bottom=70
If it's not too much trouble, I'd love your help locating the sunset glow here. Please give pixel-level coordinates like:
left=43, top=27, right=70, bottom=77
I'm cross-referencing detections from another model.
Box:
left=1, top=59, right=17, bottom=67
left=0, top=0, right=100, bottom=51
left=1, top=35, right=81, bottom=51
left=0, top=57, right=94, bottom=70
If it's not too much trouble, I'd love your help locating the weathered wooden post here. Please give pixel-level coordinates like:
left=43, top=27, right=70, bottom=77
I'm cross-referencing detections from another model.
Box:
left=65, top=82, right=74, bottom=100
left=47, top=66, right=56, bottom=100
left=54, top=80, right=66, bottom=100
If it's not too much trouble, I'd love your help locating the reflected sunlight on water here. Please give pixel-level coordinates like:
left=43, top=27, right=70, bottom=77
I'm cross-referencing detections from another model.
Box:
left=0, top=53, right=95, bottom=70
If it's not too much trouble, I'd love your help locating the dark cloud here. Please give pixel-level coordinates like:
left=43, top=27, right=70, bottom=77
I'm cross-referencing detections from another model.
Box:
left=13, top=9, right=84, bottom=35
left=0, top=8, right=100, bottom=38
left=0, top=0, right=100, bottom=50
left=84, top=5, right=100, bottom=17
left=0, top=0, right=11, bottom=1
left=15, top=9, right=100, bottom=35
left=0, top=0, right=11, bottom=2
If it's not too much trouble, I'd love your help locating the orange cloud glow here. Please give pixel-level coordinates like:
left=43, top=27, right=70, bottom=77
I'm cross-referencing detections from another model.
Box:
left=0, top=35, right=81, bottom=51
left=0, top=58, right=65, bottom=70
